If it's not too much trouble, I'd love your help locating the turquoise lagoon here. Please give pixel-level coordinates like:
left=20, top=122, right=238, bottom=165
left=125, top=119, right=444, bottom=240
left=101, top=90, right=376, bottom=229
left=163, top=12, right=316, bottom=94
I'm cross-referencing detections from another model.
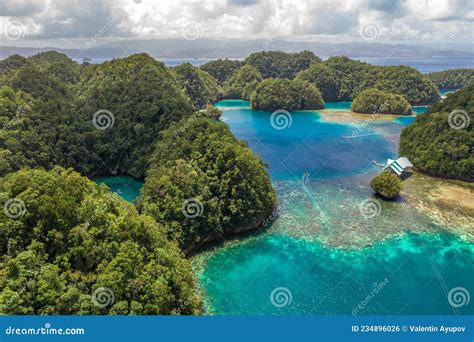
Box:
left=94, top=175, right=143, bottom=202
left=195, top=100, right=474, bottom=315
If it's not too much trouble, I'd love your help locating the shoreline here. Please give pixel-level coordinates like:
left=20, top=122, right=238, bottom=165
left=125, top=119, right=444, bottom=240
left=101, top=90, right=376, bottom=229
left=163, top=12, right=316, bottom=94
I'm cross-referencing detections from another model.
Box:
left=184, top=204, right=278, bottom=257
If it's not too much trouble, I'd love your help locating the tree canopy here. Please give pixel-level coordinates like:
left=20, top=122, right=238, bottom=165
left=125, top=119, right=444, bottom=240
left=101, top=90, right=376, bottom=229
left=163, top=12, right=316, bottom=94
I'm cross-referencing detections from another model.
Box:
left=140, top=117, right=276, bottom=251
left=324, top=56, right=439, bottom=104
left=250, top=78, right=324, bottom=112
left=399, top=82, right=473, bottom=180
left=244, top=50, right=322, bottom=79
left=0, top=168, right=201, bottom=315
left=295, top=63, right=339, bottom=102
left=428, top=68, right=474, bottom=89
left=352, top=88, right=412, bottom=115
left=370, top=172, right=402, bottom=199
left=173, top=63, right=221, bottom=109
left=200, top=59, right=243, bottom=84
left=223, top=64, right=263, bottom=100
left=0, top=53, right=195, bottom=179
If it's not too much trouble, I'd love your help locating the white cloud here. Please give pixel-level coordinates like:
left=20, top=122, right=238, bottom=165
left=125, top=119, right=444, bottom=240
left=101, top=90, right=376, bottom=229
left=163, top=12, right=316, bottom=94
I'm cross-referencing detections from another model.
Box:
left=0, top=0, right=472, bottom=45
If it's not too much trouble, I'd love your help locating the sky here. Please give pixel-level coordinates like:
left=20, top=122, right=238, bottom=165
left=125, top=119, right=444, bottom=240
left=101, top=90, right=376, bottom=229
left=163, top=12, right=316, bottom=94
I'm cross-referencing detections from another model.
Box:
left=0, top=0, right=473, bottom=50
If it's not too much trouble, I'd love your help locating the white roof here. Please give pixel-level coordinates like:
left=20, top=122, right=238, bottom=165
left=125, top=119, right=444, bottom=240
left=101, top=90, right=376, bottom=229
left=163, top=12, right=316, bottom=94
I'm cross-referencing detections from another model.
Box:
left=384, top=157, right=413, bottom=175
left=396, top=157, right=413, bottom=169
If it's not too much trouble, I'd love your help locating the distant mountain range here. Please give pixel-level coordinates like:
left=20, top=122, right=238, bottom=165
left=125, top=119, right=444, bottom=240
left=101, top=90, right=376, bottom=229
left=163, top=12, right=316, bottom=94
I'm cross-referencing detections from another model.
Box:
left=1, top=39, right=473, bottom=61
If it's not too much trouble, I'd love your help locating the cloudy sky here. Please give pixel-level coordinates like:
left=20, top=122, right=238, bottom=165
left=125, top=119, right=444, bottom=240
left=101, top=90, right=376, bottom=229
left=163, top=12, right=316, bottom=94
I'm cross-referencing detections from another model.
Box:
left=0, top=0, right=473, bottom=49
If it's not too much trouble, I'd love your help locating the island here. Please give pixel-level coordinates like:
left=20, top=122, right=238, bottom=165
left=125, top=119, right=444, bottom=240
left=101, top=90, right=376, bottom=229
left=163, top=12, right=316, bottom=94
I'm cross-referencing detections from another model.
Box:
left=352, top=88, right=412, bottom=115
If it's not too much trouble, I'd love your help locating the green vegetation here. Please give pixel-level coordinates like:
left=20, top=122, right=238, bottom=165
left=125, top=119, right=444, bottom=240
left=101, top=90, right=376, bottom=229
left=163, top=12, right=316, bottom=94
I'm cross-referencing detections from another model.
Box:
left=200, top=59, right=243, bottom=84
left=0, top=55, right=29, bottom=75
left=245, top=50, right=321, bottom=79
left=140, top=117, right=276, bottom=251
left=428, top=69, right=474, bottom=89
left=370, top=172, right=402, bottom=199
left=0, top=52, right=81, bottom=84
left=75, top=53, right=194, bottom=178
left=296, top=63, right=339, bottom=102
left=400, top=83, right=473, bottom=180
left=352, top=88, right=412, bottom=115
left=0, top=51, right=279, bottom=316
left=374, top=65, right=439, bottom=105
left=324, top=56, right=439, bottom=104
left=0, top=53, right=194, bottom=179
left=0, top=168, right=201, bottom=315
left=223, top=65, right=263, bottom=100
left=250, top=78, right=324, bottom=112
left=174, top=63, right=221, bottom=109
left=0, top=72, right=74, bottom=176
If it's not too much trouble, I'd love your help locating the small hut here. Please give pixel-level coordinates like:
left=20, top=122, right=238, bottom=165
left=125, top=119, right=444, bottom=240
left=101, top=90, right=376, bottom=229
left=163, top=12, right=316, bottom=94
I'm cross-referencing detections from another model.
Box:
left=384, top=157, right=413, bottom=177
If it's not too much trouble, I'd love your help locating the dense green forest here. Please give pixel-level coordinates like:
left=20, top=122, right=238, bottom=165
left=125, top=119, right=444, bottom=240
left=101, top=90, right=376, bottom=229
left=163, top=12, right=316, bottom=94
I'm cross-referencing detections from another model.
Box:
left=0, top=168, right=201, bottom=315
left=324, top=57, right=439, bottom=104
left=201, top=51, right=441, bottom=107
left=0, top=53, right=195, bottom=179
left=400, top=82, right=473, bottom=180
left=223, top=65, right=263, bottom=100
left=173, top=63, right=221, bottom=109
left=352, top=88, right=412, bottom=115
left=244, top=50, right=321, bottom=79
left=251, top=78, right=324, bottom=112
left=140, top=116, right=276, bottom=251
left=428, top=69, right=474, bottom=89
left=200, top=59, right=243, bottom=84
left=295, top=63, right=339, bottom=102
left=0, top=51, right=277, bottom=315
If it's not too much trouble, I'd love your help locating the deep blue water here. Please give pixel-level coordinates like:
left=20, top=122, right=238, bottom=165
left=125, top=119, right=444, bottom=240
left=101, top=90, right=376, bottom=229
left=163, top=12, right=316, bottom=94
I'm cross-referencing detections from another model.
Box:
left=197, top=100, right=474, bottom=315
left=217, top=100, right=393, bottom=180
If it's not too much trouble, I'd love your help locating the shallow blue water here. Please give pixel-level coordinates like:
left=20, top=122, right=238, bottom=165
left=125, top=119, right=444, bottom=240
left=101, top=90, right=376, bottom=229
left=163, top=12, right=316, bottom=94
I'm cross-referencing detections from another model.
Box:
left=324, top=102, right=352, bottom=110
left=200, top=232, right=473, bottom=315
left=199, top=100, right=474, bottom=315
left=94, top=175, right=143, bottom=202
left=439, top=89, right=459, bottom=96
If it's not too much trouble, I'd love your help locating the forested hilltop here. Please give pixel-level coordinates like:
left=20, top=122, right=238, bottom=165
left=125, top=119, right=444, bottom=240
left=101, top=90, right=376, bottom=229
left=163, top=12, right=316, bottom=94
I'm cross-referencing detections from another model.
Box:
left=0, top=53, right=194, bottom=178
left=400, top=82, right=473, bottom=181
left=201, top=51, right=441, bottom=111
left=428, top=69, right=474, bottom=90
left=0, top=51, right=276, bottom=315
left=0, top=168, right=201, bottom=315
